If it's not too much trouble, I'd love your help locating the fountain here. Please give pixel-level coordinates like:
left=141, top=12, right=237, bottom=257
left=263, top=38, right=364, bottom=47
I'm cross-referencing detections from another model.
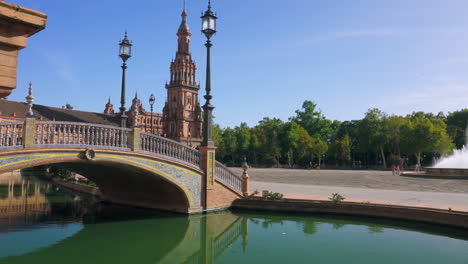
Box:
left=424, top=126, right=468, bottom=177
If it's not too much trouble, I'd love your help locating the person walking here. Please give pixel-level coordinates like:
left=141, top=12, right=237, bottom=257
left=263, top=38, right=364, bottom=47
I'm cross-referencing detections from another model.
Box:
left=396, top=165, right=401, bottom=176
left=391, top=164, right=396, bottom=175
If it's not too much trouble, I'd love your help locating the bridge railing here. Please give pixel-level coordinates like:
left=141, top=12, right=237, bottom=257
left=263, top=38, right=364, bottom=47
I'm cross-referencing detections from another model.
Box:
left=215, top=161, right=243, bottom=194
left=34, top=121, right=131, bottom=149
left=0, top=121, right=23, bottom=150
left=214, top=218, right=243, bottom=259
left=140, top=132, right=201, bottom=168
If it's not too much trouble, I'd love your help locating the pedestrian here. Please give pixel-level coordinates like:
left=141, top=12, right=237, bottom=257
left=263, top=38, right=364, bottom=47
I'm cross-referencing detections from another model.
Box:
left=416, top=163, right=421, bottom=172
left=396, top=165, right=401, bottom=176
left=391, top=164, right=396, bottom=175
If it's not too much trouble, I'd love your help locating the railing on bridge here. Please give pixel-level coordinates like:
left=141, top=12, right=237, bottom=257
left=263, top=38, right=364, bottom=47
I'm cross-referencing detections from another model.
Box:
left=35, top=121, right=131, bottom=149
left=140, top=132, right=201, bottom=168
left=0, top=120, right=246, bottom=195
left=215, top=161, right=243, bottom=194
left=214, top=218, right=243, bottom=259
left=0, top=121, right=23, bottom=150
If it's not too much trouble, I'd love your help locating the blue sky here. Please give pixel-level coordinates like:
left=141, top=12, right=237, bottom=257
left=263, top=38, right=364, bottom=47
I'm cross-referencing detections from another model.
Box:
left=7, top=0, right=468, bottom=127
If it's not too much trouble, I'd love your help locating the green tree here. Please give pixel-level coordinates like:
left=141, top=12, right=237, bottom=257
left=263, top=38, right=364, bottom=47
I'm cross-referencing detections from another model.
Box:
left=338, top=134, right=352, bottom=163
left=234, top=122, right=251, bottom=160
left=446, top=109, right=468, bottom=149
left=359, top=108, right=389, bottom=168
left=63, top=103, right=73, bottom=110
left=311, top=137, right=328, bottom=165
left=401, top=117, right=453, bottom=164
left=221, top=128, right=238, bottom=164
left=249, top=128, right=261, bottom=166
left=290, top=100, right=332, bottom=141
left=256, top=118, right=283, bottom=167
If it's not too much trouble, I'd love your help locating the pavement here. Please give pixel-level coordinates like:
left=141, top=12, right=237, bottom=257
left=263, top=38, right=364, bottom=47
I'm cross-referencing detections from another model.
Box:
left=227, top=168, right=468, bottom=212
left=251, top=181, right=468, bottom=212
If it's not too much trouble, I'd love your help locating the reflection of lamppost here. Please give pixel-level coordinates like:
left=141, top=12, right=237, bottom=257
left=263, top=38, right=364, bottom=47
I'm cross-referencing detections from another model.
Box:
left=149, top=94, right=155, bottom=134
left=118, top=31, right=132, bottom=128
left=201, top=0, right=217, bottom=147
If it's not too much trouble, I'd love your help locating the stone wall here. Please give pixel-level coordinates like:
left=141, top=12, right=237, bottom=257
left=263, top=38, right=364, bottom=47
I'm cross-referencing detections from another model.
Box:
left=233, top=199, right=468, bottom=229
left=206, top=181, right=243, bottom=211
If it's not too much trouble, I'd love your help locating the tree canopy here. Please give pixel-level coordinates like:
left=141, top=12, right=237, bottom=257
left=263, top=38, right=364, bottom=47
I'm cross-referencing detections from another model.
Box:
left=214, top=100, right=457, bottom=169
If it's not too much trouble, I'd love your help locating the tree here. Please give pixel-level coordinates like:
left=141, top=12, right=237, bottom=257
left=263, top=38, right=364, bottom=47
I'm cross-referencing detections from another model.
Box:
left=446, top=109, right=468, bottom=149
left=256, top=117, right=283, bottom=167
left=221, top=128, right=237, bottom=165
left=63, top=103, right=73, bottom=110
left=386, top=115, right=407, bottom=157
left=359, top=108, right=389, bottom=168
left=234, top=122, right=251, bottom=159
left=290, top=100, right=332, bottom=141
left=401, top=117, right=453, bottom=164
left=311, top=137, right=328, bottom=165
left=337, top=135, right=352, bottom=164
left=249, top=128, right=261, bottom=166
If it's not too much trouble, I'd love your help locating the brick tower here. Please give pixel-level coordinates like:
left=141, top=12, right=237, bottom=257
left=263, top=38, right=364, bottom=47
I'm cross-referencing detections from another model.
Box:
left=163, top=8, right=203, bottom=146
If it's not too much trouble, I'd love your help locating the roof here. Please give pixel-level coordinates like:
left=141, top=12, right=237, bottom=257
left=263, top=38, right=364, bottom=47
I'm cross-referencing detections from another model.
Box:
left=0, top=99, right=121, bottom=126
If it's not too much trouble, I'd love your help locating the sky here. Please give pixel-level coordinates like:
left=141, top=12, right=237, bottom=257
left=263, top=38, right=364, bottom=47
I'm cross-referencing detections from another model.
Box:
left=6, top=0, right=468, bottom=128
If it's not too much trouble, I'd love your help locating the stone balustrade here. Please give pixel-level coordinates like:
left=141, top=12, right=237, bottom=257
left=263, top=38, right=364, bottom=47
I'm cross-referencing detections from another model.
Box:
left=34, top=121, right=131, bottom=149
left=0, top=119, right=246, bottom=195
left=141, top=132, right=201, bottom=168
left=215, top=161, right=243, bottom=195
left=0, top=121, right=24, bottom=149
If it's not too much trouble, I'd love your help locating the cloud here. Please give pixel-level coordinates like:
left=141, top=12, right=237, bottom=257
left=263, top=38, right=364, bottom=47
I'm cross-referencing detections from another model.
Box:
left=297, top=29, right=401, bottom=46
left=379, top=77, right=468, bottom=115
left=42, top=50, right=76, bottom=83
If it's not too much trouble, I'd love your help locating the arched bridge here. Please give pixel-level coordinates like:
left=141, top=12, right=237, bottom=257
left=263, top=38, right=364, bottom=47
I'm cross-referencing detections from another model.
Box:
left=0, top=120, right=245, bottom=213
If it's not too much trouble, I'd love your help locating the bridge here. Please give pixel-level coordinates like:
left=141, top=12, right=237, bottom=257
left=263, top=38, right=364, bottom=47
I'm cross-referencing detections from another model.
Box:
left=0, top=119, right=247, bottom=213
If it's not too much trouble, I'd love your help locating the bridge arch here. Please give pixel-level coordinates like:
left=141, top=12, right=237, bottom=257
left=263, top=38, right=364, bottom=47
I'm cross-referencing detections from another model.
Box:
left=0, top=148, right=204, bottom=213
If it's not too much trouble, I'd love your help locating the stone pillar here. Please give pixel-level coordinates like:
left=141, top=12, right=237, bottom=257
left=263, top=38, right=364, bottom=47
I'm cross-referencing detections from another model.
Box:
left=242, top=169, right=249, bottom=196
left=23, top=117, right=35, bottom=148
left=199, top=146, right=216, bottom=208
left=0, top=2, right=47, bottom=98
left=129, top=126, right=141, bottom=151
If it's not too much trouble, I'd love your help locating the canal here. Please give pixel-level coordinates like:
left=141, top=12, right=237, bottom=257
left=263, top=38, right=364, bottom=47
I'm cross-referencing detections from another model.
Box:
left=0, top=172, right=467, bottom=263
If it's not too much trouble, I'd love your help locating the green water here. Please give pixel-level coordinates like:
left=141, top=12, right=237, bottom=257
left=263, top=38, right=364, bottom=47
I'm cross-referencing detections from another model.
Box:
left=0, top=173, right=468, bottom=264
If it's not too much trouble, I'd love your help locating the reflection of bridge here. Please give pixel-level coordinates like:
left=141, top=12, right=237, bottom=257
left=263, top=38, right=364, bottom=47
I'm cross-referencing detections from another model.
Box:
left=1, top=211, right=248, bottom=263
left=0, top=120, right=245, bottom=213
left=159, top=212, right=247, bottom=264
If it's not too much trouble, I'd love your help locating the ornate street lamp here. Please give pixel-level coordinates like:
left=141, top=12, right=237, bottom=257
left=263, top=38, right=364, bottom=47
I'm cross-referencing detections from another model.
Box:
left=118, top=31, right=132, bottom=127
left=241, top=156, right=250, bottom=196
left=149, top=93, right=155, bottom=134
left=201, top=0, right=217, bottom=147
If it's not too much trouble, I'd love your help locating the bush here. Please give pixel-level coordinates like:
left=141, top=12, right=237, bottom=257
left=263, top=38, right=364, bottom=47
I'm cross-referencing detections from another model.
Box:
left=262, top=190, right=284, bottom=200
left=329, top=193, right=345, bottom=203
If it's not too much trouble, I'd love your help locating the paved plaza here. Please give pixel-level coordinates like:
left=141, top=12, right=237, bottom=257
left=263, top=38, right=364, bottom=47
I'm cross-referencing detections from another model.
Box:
left=229, top=168, right=468, bottom=211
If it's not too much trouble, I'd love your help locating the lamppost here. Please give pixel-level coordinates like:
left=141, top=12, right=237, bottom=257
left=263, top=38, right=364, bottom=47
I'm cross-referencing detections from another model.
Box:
left=241, top=156, right=249, bottom=196
left=118, top=31, right=132, bottom=128
left=25, top=82, right=34, bottom=117
left=149, top=93, right=155, bottom=134
left=201, top=0, right=217, bottom=147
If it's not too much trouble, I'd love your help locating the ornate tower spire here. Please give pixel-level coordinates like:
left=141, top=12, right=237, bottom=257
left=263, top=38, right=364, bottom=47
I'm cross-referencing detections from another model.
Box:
left=104, top=97, right=114, bottom=114
left=163, top=4, right=202, bottom=146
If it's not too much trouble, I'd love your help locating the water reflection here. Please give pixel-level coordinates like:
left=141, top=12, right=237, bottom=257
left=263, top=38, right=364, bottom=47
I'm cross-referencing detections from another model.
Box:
left=0, top=172, right=467, bottom=264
